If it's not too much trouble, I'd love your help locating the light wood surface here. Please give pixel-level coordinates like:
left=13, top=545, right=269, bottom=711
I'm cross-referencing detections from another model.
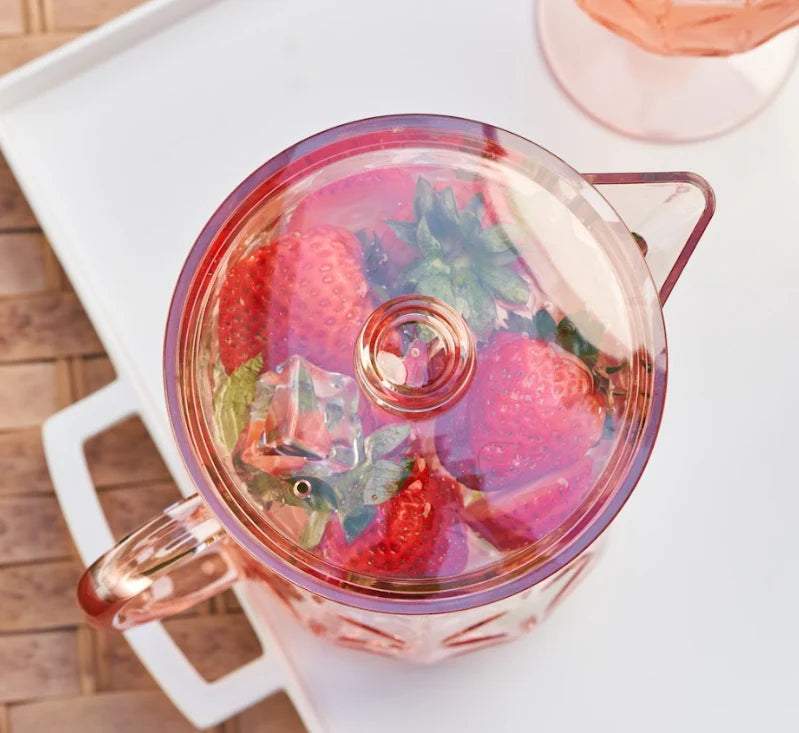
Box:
left=0, top=2, right=307, bottom=730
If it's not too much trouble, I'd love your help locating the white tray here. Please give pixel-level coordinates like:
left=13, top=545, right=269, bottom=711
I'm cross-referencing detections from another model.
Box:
left=2, top=0, right=799, bottom=730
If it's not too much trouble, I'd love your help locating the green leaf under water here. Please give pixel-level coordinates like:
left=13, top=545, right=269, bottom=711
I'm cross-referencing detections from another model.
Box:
left=213, top=355, right=262, bottom=451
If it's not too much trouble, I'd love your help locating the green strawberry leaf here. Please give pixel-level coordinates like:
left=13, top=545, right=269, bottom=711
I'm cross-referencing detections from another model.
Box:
left=413, top=177, right=434, bottom=220
left=632, top=232, right=648, bottom=254
left=478, top=224, right=514, bottom=253
left=464, top=192, right=485, bottom=221
left=361, top=459, right=412, bottom=505
left=455, top=273, right=497, bottom=337
left=386, top=219, right=418, bottom=246
left=404, top=255, right=450, bottom=285
left=557, top=316, right=600, bottom=365
left=605, top=364, right=626, bottom=375
left=416, top=216, right=442, bottom=258
left=298, top=509, right=330, bottom=550
left=436, top=187, right=461, bottom=232
left=342, top=505, right=377, bottom=543
left=417, top=271, right=457, bottom=308
left=478, top=223, right=527, bottom=254
left=478, top=265, right=529, bottom=305
left=213, top=355, right=262, bottom=451
left=530, top=309, right=557, bottom=341
left=364, top=423, right=411, bottom=462
left=504, top=310, right=531, bottom=334
left=459, top=210, right=481, bottom=241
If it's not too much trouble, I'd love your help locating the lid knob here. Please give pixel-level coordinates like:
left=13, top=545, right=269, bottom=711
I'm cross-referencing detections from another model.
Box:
left=354, top=296, right=476, bottom=417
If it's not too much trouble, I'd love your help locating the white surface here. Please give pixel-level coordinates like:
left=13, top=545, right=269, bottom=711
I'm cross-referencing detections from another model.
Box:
left=1, top=0, right=798, bottom=730
left=41, top=381, right=285, bottom=729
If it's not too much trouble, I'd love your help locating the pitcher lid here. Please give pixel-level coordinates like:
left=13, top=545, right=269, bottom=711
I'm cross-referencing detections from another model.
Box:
left=166, top=115, right=667, bottom=612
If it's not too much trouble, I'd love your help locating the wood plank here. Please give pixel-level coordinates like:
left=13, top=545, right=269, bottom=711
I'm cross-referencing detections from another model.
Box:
left=0, top=362, right=58, bottom=429
left=7, top=690, right=207, bottom=733
left=103, top=613, right=262, bottom=691
left=0, top=630, right=80, bottom=703
left=229, top=693, right=307, bottom=733
left=0, top=0, right=25, bottom=35
left=43, top=0, right=146, bottom=30
left=85, top=417, right=171, bottom=488
left=0, top=156, right=36, bottom=231
left=0, top=233, right=46, bottom=297
left=0, top=292, right=102, bottom=363
left=0, top=495, right=72, bottom=564
left=163, top=613, right=261, bottom=683
left=98, top=481, right=182, bottom=539
left=0, top=429, right=52, bottom=496
left=94, top=630, right=155, bottom=692
left=73, top=355, right=115, bottom=398
left=0, top=31, right=78, bottom=74
left=0, top=559, right=82, bottom=631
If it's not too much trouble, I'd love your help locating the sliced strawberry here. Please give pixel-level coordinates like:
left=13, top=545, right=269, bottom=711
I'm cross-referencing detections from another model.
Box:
left=217, top=226, right=374, bottom=374
left=465, top=457, right=594, bottom=551
left=321, top=458, right=467, bottom=578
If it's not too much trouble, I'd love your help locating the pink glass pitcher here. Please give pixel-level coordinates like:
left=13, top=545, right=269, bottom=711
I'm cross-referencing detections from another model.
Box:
left=77, top=115, right=714, bottom=662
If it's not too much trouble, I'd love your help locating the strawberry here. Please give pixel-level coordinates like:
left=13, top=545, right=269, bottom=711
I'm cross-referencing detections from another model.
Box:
left=217, top=226, right=374, bottom=375
left=465, top=457, right=593, bottom=551
left=287, top=168, right=419, bottom=270
left=437, top=331, right=604, bottom=492
left=321, top=457, right=467, bottom=578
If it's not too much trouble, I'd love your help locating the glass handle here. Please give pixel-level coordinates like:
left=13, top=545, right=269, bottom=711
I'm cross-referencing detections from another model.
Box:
left=583, top=172, right=716, bottom=304
left=78, top=495, right=239, bottom=630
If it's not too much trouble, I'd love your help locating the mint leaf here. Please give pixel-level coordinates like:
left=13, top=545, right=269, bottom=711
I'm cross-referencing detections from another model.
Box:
left=342, top=505, right=377, bottom=543
left=213, top=355, right=262, bottom=451
left=416, top=216, right=442, bottom=258
left=364, top=424, right=410, bottom=462
left=362, top=459, right=412, bottom=505
left=247, top=471, right=301, bottom=507
left=298, top=509, right=330, bottom=550
left=386, top=219, right=418, bottom=245
left=413, top=177, right=434, bottom=220
left=478, top=265, right=529, bottom=305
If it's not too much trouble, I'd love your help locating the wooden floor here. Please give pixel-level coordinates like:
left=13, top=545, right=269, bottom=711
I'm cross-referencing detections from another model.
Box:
left=0, top=2, right=306, bottom=730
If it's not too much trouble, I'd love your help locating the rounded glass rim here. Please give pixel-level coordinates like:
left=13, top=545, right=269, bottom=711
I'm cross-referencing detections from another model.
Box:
left=164, top=113, right=668, bottom=614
